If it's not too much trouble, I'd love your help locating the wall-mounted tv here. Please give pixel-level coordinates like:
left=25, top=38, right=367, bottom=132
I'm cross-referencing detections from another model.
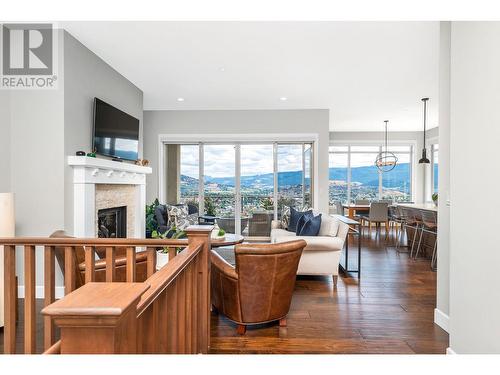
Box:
left=92, top=97, right=140, bottom=161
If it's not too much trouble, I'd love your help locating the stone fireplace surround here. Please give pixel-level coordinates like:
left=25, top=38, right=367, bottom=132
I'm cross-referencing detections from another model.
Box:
left=68, top=156, right=152, bottom=238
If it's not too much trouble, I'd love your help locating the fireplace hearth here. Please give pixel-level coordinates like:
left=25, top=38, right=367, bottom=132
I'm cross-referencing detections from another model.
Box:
left=98, top=206, right=127, bottom=238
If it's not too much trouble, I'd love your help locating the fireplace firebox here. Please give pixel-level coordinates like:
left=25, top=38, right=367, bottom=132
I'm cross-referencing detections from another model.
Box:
left=98, top=206, right=127, bottom=238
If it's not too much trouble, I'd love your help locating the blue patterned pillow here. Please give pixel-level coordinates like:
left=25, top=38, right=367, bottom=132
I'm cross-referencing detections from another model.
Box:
left=298, top=214, right=322, bottom=236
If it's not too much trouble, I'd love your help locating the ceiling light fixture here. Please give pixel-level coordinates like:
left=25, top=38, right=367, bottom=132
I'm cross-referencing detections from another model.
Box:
left=418, top=97, right=431, bottom=164
left=177, top=97, right=185, bottom=102
left=280, top=97, right=287, bottom=101
left=375, top=120, right=398, bottom=172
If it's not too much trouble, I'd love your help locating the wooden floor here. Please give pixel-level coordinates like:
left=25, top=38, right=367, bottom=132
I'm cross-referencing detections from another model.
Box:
left=1, top=230, right=448, bottom=354
left=210, top=232, right=449, bottom=354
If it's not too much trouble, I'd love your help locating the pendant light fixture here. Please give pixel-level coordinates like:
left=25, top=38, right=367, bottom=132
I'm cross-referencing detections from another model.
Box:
left=419, top=97, right=431, bottom=164
left=375, top=120, right=398, bottom=172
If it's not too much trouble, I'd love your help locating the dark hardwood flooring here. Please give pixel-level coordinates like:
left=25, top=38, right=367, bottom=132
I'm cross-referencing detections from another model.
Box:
left=210, top=232, right=448, bottom=354
left=1, top=230, right=447, bottom=354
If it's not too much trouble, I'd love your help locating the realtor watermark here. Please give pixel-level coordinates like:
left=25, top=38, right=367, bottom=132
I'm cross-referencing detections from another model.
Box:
left=1, top=23, right=58, bottom=89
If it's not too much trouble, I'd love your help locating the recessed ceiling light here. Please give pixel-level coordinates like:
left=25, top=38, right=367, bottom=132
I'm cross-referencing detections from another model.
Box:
left=177, top=97, right=185, bottom=102
left=280, top=97, right=288, bottom=101
left=219, top=67, right=226, bottom=72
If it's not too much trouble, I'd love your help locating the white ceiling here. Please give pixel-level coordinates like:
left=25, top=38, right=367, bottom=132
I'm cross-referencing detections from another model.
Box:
left=60, top=21, right=440, bottom=131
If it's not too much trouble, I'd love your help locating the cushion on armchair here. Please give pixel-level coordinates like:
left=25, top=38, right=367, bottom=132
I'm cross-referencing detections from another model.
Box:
left=166, top=204, right=198, bottom=230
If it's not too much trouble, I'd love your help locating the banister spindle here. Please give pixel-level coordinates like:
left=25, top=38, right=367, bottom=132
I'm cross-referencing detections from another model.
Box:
left=24, top=245, right=36, bottom=354
left=64, top=246, right=76, bottom=294
left=105, top=246, right=116, bottom=282
left=84, top=246, right=96, bottom=283
left=3, top=245, right=17, bottom=354
left=126, top=247, right=136, bottom=282
left=146, top=247, right=156, bottom=277
left=44, top=245, right=56, bottom=351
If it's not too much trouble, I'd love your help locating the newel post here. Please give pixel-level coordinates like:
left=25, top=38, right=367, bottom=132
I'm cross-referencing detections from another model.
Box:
left=185, top=225, right=213, bottom=354
left=41, top=282, right=149, bottom=354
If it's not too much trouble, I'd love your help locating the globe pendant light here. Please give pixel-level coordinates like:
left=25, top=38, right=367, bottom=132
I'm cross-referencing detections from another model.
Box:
left=419, top=97, right=431, bottom=164
left=375, top=120, right=398, bottom=172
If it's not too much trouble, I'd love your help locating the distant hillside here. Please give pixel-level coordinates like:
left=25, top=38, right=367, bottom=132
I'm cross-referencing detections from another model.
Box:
left=181, top=162, right=411, bottom=189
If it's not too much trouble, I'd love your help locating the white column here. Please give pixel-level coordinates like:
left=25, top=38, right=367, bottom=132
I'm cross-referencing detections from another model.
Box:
left=73, top=183, right=96, bottom=238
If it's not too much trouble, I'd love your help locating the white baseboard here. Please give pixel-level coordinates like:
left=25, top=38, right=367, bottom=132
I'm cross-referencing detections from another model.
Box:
left=434, top=308, right=450, bottom=333
left=17, top=285, right=65, bottom=299
left=446, top=347, right=456, bottom=354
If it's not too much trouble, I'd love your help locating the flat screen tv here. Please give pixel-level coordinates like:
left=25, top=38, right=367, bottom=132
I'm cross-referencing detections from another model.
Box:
left=92, top=97, right=140, bottom=161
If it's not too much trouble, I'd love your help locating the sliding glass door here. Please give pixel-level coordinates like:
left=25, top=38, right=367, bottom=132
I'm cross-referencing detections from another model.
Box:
left=203, top=145, right=236, bottom=233
left=168, top=141, right=314, bottom=238
left=240, top=144, right=274, bottom=237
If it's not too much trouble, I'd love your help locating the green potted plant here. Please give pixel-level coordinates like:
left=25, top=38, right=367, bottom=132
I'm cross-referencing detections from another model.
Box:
left=432, top=193, right=438, bottom=206
left=145, top=198, right=160, bottom=238
left=152, top=226, right=187, bottom=269
left=204, top=196, right=217, bottom=217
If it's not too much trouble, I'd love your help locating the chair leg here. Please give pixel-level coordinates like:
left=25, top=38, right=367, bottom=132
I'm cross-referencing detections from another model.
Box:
left=431, top=236, right=438, bottom=271
left=415, top=227, right=424, bottom=259
left=279, top=317, right=287, bottom=327
left=410, top=225, right=419, bottom=258
left=332, top=275, right=338, bottom=286
left=237, top=324, right=247, bottom=335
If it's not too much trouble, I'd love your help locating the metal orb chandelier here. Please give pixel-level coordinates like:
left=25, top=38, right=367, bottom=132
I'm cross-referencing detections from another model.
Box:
left=375, top=120, right=398, bottom=172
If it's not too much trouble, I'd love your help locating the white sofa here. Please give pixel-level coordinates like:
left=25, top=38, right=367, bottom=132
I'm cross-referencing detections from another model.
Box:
left=270, top=212, right=349, bottom=286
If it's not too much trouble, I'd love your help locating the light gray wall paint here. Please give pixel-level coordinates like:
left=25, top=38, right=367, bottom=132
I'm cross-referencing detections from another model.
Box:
left=329, top=131, right=429, bottom=203
left=7, top=30, right=143, bottom=292
left=9, top=30, right=66, bottom=288
left=0, top=91, right=11, bottom=193
left=449, top=22, right=500, bottom=353
left=143, top=109, right=330, bottom=213
left=63, top=31, right=144, bottom=235
left=436, top=21, right=451, bottom=322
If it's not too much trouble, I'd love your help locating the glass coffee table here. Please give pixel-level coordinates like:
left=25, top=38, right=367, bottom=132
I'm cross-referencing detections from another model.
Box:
left=211, top=233, right=244, bottom=248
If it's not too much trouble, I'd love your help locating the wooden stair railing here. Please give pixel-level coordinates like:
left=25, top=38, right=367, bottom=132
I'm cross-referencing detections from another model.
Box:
left=1, top=225, right=213, bottom=354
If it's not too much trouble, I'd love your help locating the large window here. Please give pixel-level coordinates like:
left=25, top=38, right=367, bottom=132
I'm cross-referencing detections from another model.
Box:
left=170, top=141, right=314, bottom=237
left=432, top=144, right=439, bottom=194
left=329, top=144, right=413, bottom=204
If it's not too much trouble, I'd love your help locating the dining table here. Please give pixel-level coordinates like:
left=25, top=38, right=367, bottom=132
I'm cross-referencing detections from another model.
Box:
left=342, top=204, right=371, bottom=219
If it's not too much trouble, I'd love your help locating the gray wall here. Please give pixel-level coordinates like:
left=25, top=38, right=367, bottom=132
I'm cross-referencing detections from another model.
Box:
left=6, top=30, right=143, bottom=294
left=449, top=22, right=500, bottom=353
left=8, top=30, right=66, bottom=289
left=436, top=21, right=451, bottom=325
left=63, top=31, right=144, bottom=234
left=329, top=130, right=430, bottom=203
left=143, top=109, right=330, bottom=213
left=0, top=91, right=11, bottom=193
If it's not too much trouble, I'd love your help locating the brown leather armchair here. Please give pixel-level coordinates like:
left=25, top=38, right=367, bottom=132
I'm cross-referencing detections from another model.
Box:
left=50, top=230, right=148, bottom=289
left=211, top=240, right=306, bottom=335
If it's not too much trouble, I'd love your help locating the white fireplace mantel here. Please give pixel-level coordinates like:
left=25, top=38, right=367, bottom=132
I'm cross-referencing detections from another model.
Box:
left=67, top=156, right=152, bottom=238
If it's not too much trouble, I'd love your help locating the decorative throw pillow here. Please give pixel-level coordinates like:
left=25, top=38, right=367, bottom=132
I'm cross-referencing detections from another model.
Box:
left=166, top=204, right=197, bottom=230
left=281, top=206, right=291, bottom=229
left=299, top=214, right=322, bottom=236
left=288, top=207, right=313, bottom=233
left=295, top=211, right=314, bottom=235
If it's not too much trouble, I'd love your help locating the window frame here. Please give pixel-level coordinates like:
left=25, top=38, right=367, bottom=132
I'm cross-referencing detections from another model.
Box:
left=159, top=135, right=316, bottom=237
left=328, top=141, right=415, bottom=204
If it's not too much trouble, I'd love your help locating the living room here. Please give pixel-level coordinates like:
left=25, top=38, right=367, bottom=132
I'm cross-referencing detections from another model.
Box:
left=1, top=2, right=500, bottom=370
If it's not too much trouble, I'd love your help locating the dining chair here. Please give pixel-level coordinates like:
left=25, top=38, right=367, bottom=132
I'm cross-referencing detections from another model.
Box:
left=399, top=208, right=423, bottom=258
left=359, top=202, right=389, bottom=238
left=355, top=199, right=370, bottom=205
left=415, top=210, right=438, bottom=270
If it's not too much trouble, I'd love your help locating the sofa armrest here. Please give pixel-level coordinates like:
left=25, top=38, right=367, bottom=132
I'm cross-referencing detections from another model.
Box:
left=271, top=220, right=282, bottom=230
left=210, top=250, right=238, bottom=280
